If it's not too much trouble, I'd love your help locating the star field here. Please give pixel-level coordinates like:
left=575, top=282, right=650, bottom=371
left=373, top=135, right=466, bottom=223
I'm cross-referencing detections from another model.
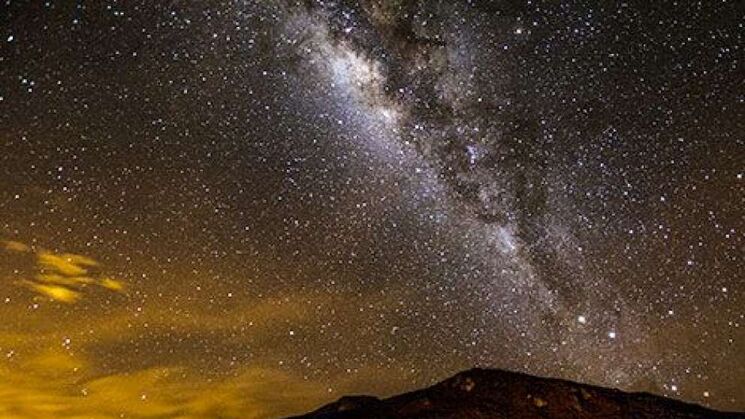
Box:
left=0, top=1, right=743, bottom=417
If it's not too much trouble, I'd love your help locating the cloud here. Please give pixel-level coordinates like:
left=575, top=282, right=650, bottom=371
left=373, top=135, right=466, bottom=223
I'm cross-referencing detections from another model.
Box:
left=97, top=277, right=125, bottom=293
left=0, top=242, right=418, bottom=417
left=19, top=280, right=82, bottom=304
left=36, top=273, right=95, bottom=287
left=3, top=242, right=126, bottom=303
left=4, top=240, right=30, bottom=252
left=37, top=252, right=96, bottom=277
left=0, top=352, right=328, bottom=418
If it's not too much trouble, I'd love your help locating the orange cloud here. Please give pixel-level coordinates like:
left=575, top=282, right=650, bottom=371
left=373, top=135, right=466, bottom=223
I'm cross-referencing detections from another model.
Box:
left=3, top=240, right=30, bottom=252
left=19, top=280, right=82, bottom=304
left=37, top=252, right=95, bottom=277
left=7, top=247, right=126, bottom=304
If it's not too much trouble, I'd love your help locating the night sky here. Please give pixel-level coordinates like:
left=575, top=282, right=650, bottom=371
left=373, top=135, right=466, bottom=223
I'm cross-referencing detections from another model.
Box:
left=1, top=1, right=743, bottom=417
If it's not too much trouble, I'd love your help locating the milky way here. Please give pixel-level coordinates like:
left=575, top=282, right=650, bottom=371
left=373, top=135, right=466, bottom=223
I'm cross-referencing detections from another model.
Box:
left=0, top=1, right=743, bottom=417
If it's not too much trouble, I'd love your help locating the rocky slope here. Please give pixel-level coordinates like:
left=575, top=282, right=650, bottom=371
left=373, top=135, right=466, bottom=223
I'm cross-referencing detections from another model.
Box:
left=290, top=368, right=744, bottom=418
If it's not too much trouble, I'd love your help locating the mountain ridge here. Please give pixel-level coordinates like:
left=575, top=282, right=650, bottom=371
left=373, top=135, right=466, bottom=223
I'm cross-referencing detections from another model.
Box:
left=290, top=368, right=744, bottom=418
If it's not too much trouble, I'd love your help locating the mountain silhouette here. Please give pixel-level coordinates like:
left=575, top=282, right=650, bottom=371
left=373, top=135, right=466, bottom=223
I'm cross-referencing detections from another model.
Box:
left=290, top=368, right=744, bottom=418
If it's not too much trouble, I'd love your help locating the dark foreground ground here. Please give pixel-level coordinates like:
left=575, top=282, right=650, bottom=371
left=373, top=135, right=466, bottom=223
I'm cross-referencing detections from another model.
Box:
left=290, top=368, right=745, bottom=419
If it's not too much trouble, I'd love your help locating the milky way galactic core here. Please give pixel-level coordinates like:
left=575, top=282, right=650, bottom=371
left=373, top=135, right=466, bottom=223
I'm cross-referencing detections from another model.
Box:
left=0, top=1, right=743, bottom=417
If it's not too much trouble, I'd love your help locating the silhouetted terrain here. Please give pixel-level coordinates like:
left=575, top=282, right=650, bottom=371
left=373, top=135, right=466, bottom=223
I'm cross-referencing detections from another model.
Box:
left=291, top=368, right=744, bottom=419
